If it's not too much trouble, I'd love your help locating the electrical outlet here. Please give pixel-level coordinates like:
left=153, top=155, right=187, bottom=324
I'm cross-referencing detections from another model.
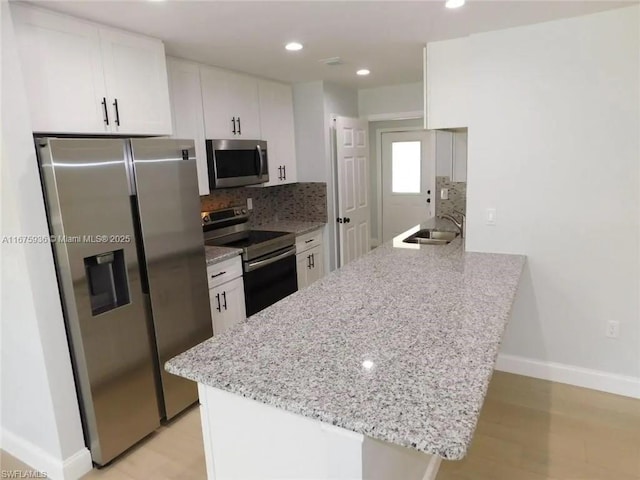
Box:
left=247, top=198, right=253, bottom=210
left=486, top=208, right=497, bottom=226
left=441, top=188, right=449, bottom=200
left=606, top=320, right=620, bottom=339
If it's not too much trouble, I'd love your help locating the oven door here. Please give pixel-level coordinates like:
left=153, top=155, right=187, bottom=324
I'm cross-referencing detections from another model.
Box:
left=207, top=139, right=269, bottom=189
left=243, top=246, right=297, bottom=316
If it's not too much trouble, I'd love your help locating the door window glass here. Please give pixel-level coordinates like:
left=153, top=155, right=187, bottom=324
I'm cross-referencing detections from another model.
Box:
left=392, top=141, right=421, bottom=193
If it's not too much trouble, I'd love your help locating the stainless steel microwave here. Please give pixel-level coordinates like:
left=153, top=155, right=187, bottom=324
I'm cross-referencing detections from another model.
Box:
left=206, top=139, right=269, bottom=189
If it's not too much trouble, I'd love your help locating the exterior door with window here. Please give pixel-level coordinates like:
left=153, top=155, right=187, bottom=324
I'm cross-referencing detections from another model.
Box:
left=381, top=131, right=433, bottom=242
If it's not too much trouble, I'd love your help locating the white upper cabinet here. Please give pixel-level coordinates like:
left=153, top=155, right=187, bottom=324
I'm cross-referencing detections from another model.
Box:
left=100, top=28, right=172, bottom=135
left=11, top=4, right=172, bottom=135
left=425, top=37, right=469, bottom=130
left=200, top=66, right=261, bottom=139
left=167, top=57, right=209, bottom=195
left=258, top=80, right=297, bottom=186
left=11, top=4, right=108, bottom=134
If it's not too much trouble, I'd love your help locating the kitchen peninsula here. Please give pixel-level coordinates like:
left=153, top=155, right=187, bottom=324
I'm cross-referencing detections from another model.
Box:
left=166, top=224, right=525, bottom=480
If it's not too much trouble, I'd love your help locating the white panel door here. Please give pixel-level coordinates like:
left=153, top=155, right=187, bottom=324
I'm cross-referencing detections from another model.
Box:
left=100, top=27, right=172, bottom=135
left=11, top=4, right=108, bottom=134
left=258, top=80, right=297, bottom=186
left=381, top=131, right=433, bottom=242
left=200, top=66, right=261, bottom=139
left=336, top=117, right=370, bottom=268
left=167, top=58, right=209, bottom=195
left=210, top=277, right=246, bottom=335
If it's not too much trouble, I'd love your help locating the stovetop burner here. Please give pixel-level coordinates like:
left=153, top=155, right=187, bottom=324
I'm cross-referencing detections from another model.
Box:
left=206, top=229, right=295, bottom=262
left=225, top=230, right=291, bottom=248
left=202, top=206, right=295, bottom=262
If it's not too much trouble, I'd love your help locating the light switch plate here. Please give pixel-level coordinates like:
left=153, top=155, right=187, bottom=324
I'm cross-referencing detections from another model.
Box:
left=440, top=188, right=449, bottom=200
left=486, top=208, right=497, bottom=226
left=247, top=198, right=253, bottom=210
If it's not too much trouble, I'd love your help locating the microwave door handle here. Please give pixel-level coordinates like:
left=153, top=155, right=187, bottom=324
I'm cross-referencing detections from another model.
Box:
left=256, top=144, right=264, bottom=179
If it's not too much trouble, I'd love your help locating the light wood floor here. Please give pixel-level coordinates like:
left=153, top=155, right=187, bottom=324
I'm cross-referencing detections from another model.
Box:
left=1, top=372, right=639, bottom=479
left=436, top=372, right=640, bottom=480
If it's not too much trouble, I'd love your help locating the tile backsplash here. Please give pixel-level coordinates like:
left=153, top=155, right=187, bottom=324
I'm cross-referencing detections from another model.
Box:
left=435, top=176, right=467, bottom=217
left=200, top=182, right=327, bottom=225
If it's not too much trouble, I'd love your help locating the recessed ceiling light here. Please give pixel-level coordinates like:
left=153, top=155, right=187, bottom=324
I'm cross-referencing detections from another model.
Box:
left=285, top=42, right=303, bottom=51
left=445, top=0, right=465, bottom=8
left=356, top=69, right=370, bottom=76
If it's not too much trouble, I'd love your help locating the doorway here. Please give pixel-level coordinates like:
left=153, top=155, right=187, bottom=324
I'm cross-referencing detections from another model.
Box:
left=380, top=130, right=433, bottom=242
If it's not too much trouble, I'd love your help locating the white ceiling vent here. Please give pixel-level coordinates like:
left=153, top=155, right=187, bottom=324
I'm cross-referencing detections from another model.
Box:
left=319, top=57, right=344, bottom=66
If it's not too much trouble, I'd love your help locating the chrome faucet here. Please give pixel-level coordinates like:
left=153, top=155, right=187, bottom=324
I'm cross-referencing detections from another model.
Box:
left=438, top=210, right=466, bottom=238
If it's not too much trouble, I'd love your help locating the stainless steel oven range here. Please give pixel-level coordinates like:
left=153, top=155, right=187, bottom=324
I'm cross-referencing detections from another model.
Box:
left=202, top=207, right=297, bottom=316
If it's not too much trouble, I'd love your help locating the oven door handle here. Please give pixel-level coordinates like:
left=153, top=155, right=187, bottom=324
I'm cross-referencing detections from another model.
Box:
left=256, top=144, right=264, bottom=179
left=245, top=246, right=296, bottom=273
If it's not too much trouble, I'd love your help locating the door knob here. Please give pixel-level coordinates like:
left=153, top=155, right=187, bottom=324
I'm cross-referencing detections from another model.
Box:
left=344, top=217, right=351, bottom=223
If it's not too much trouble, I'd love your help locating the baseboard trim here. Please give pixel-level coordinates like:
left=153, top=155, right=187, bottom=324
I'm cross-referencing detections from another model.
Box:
left=1, top=428, right=92, bottom=479
left=495, top=353, right=640, bottom=399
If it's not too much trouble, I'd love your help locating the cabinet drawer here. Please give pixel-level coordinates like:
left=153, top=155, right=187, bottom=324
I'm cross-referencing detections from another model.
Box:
left=207, top=255, right=242, bottom=289
left=295, top=229, right=323, bottom=254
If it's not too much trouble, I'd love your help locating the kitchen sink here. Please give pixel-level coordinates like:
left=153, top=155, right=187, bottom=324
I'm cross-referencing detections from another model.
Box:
left=403, top=229, right=458, bottom=245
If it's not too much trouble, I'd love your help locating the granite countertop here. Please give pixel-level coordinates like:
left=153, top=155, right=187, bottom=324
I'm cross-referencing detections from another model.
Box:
left=254, top=220, right=326, bottom=236
left=168, top=222, right=525, bottom=460
left=204, top=245, right=242, bottom=266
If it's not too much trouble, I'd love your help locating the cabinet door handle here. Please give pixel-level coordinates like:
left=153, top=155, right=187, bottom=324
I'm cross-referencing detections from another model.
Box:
left=311, top=253, right=315, bottom=268
left=101, top=97, right=109, bottom=125
left=277, top=166, right=282, bottom=181
left=237, top=117, right=241, bottom=135
left=282, top=165, right=286, bottom=180
left=307, top=254, right=311, bottom=269
left=222, top=291, right=227, bottom=310
left=232, top=117, right=236, bottom=135
left=112, top=98, right=120, bottom=126
left=210, top=271, right=226, bottom=279
left=304, top=239, right=314, bottom=244
left=215, top=293, right=221, bottom=312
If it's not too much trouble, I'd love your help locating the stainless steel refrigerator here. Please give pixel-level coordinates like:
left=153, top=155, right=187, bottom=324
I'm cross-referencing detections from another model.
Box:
left=37, top=137, right=213, bottom=466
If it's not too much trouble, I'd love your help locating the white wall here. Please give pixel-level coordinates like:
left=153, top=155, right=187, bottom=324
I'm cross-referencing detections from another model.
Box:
left=294, top=81, right=358, bottom=272
left=358, top=82, right=423, bottom=119
left=293, top=81, right=326, bottom=184
left=465, top=6, right=640, bottom=383
left=0, top=3, right=92, bottom=477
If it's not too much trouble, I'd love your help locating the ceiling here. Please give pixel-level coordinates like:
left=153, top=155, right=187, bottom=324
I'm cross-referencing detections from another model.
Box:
left=24, top=0, right=635, bottom=88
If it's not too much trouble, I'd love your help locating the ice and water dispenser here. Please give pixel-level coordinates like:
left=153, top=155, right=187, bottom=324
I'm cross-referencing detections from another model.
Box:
left=84, top=250, right=130, bottom=315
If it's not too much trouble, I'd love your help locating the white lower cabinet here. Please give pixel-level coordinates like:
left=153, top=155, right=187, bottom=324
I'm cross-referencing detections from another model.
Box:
left=207, top=256, right=246, bottom=335
left=296, top=229, right=325, bottom=290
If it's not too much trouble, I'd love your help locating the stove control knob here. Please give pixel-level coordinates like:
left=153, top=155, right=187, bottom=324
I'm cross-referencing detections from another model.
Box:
left=203, top=216, right=210, bottom=223
left=241, top=208, right=247, bottom=214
